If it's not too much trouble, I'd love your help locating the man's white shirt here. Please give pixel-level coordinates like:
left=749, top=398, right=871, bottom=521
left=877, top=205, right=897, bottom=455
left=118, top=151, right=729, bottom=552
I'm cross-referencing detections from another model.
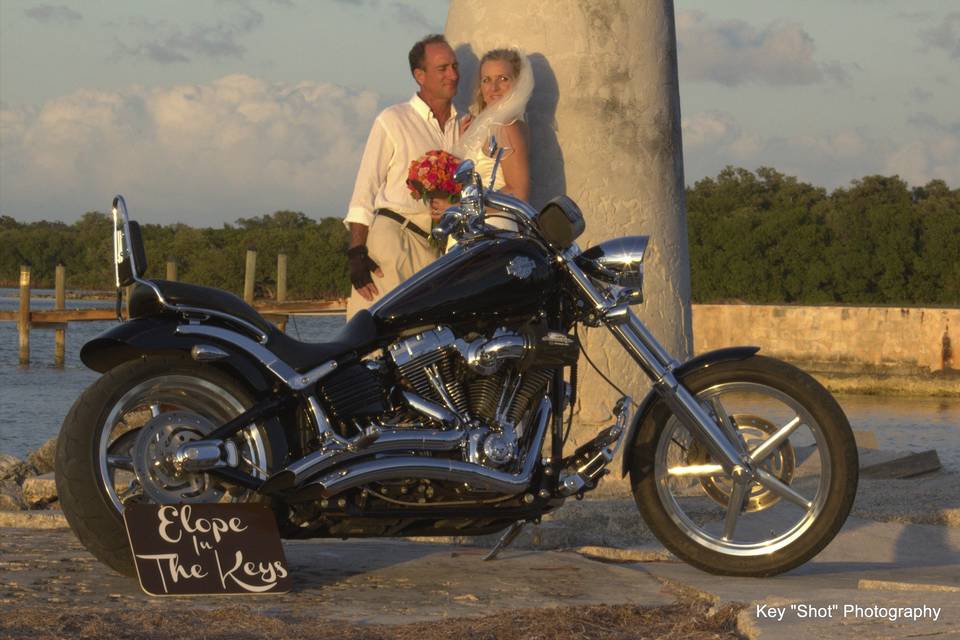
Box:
left=344, top=94, right=460, bottom=228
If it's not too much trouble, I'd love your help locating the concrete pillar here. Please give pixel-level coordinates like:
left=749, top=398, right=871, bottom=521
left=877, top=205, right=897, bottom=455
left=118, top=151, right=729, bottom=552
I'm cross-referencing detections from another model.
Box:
left=446, top=0, right=693, bottom=428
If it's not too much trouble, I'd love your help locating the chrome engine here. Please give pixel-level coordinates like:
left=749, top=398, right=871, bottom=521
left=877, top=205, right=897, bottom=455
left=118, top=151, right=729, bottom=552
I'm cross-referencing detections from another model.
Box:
left=386, top=326, right=556, bottom=469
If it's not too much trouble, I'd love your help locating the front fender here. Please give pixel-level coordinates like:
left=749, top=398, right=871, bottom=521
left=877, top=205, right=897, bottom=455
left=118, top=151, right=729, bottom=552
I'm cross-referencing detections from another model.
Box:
left=619, top=346, right=760, bottom=478
left=80, top=317, right=275, bottom=395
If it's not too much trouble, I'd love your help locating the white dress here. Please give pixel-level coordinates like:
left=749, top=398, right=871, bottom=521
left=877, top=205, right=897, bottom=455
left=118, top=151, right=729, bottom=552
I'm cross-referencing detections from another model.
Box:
left=472, top=148, right=520, bottom=234
left=446, top=126, right=520, bottom=250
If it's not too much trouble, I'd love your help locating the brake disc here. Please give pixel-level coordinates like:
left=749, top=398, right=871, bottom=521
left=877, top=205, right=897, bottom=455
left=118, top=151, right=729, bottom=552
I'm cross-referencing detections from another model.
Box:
left=131, top=411, right=224, bottom=504
left=687, top=413, right=796, bottom=512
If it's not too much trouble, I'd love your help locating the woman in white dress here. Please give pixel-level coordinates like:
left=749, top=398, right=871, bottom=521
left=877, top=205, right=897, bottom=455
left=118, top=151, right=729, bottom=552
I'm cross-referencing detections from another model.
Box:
left=461, top=48, right=532, bottom=202
left=435, top=48, right=534, bottom=246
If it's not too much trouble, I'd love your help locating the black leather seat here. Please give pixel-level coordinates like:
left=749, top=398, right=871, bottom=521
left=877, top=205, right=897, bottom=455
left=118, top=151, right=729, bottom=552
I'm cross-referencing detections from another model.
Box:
left=267, top=310, right=378, bottom=371
left=130, top=280, right=275, bottom=335
left=129, top=280, right=378, bottom=371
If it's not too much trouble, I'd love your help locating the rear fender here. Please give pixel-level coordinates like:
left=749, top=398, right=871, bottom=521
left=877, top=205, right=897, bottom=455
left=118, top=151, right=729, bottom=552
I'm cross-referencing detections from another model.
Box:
left=619, top=346, right=760, bottom=478
left=80, top=317, right=275, bottom=395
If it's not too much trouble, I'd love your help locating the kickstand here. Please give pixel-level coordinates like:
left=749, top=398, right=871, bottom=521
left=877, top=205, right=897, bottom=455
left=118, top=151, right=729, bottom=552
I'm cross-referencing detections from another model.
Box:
left=483, top=521, right=525, bottom=561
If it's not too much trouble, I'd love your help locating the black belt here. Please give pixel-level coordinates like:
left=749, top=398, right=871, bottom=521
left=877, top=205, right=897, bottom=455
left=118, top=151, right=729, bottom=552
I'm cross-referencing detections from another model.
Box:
left=375, top=208, right=429, bottom=240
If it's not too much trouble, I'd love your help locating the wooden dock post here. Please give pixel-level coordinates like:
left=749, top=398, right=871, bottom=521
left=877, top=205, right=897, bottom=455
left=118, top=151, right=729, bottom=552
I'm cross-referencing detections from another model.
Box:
left=166, top=259, right=177, bottom=282
left=276, top=253, right=287, bottom=303
left=18, top=265, right=30, bottom=365
left=54, top=264, right=66, bottom=367
left=243, top=248, right=257, bottom=304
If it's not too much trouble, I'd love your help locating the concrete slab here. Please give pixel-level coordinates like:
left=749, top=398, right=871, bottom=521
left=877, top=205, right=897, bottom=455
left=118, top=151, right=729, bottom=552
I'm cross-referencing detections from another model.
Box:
left=0, top=528, right=674, bottom=625
left=634, top=517, right=960, bottom=639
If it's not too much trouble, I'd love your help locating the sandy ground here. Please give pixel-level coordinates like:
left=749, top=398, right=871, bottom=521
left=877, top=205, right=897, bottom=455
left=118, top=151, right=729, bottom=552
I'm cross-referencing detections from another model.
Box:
left=1, top=449, right=955, bottom=639
left=0, top=600, right=744, bottom=640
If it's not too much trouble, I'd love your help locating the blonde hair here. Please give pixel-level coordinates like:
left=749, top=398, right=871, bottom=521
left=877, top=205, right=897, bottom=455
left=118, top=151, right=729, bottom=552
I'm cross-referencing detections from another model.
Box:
left=470, top=48, right=523, bottom=115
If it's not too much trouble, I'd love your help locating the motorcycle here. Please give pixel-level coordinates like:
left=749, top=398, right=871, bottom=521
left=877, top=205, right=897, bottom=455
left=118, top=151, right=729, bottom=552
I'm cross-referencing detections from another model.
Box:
left=54, top=152, right=858, bottom=579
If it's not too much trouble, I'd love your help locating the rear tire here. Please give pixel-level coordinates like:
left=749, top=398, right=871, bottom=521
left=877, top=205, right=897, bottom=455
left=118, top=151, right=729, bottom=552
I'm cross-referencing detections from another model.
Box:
left=628, top=356, right=857, bottom=577
left=55, top=356, right=276, bottom=576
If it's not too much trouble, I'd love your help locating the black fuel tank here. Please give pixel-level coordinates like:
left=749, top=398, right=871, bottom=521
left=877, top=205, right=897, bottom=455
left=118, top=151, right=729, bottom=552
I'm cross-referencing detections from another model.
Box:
left=371, top=237, right=557, bottom=333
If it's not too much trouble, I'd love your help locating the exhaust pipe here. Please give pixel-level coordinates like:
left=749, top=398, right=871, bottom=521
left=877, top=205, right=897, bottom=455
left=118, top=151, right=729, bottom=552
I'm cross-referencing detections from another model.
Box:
left=300, top=397, right=551, bottom=500
left=260, top=428, right=467, bottom=494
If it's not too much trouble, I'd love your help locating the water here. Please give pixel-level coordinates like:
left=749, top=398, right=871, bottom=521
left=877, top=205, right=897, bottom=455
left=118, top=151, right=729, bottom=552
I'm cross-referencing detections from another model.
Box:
left=0, top=289, right=344, bottom=458
left=1, top=290, right=958, bottom=468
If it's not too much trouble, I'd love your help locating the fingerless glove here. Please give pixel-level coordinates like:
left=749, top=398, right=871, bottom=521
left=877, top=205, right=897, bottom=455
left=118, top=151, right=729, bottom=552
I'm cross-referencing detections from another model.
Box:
left=347, top=245, right=380, bottom=290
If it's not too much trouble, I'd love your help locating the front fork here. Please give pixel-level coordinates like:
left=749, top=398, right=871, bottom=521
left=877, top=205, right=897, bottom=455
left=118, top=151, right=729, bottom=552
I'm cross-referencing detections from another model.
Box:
left=564, top=260, right=753, bottom=479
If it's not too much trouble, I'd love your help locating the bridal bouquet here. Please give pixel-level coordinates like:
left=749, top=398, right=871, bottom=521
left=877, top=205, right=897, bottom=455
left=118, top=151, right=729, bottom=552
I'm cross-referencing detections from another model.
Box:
left=406, top=149, right=462, bottom=204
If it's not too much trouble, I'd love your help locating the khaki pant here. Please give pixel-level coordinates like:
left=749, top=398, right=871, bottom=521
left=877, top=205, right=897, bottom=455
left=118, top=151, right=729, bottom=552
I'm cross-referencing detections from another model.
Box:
left=346, top=212, right=440, bottom=320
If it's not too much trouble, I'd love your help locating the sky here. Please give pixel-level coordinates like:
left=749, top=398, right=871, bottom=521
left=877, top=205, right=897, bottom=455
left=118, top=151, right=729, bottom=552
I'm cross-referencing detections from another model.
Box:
left=1, top=0, right=958, bottom=225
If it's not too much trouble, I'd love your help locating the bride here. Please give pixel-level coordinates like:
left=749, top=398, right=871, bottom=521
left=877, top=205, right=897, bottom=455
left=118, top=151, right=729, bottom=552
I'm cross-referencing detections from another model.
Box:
left=460, top=47, right=532, bottom=202
left=433, top=47, right=533, bottom=242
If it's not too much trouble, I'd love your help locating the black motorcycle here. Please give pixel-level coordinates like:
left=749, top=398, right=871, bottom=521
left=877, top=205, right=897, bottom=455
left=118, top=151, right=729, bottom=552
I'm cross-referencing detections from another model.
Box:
left=55, top=156, right=858, bottom=578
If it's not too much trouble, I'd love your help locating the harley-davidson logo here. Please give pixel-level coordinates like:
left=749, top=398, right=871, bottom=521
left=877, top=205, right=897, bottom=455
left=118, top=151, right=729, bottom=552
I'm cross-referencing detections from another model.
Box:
left=506, top=256, right=536, bottom=280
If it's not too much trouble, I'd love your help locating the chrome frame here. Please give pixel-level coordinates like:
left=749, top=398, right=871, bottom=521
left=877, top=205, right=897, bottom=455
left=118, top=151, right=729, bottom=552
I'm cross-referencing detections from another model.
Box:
left=112, top=194, right=270, bottom=345
left=175, top=324, right=337, bottom=392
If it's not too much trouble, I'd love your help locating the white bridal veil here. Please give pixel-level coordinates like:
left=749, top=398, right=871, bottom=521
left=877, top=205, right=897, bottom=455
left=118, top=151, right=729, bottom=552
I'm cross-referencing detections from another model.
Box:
left=456, top=48, right=534, bottom=159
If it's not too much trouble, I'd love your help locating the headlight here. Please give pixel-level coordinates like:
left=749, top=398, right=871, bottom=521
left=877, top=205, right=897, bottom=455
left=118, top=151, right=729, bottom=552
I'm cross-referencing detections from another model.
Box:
left=575, top=236, right=649, bottom=303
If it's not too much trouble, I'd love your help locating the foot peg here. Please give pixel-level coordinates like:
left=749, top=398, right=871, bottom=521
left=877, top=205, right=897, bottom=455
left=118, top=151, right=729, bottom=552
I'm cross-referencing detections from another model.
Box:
left=484, top=521, right=525, bottom=561
left=558, top=396, right=632, bottom=497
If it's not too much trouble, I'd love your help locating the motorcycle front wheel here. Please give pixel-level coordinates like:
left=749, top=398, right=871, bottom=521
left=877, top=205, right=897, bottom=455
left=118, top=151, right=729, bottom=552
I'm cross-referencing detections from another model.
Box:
left=54, top=356, right=278, bottom=576
left=628, top=355, right=858, bottom=576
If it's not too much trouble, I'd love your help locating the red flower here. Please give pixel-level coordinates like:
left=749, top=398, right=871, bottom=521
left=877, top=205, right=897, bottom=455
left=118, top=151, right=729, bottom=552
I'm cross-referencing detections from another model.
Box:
left=406, top=149, right=462, bottom=203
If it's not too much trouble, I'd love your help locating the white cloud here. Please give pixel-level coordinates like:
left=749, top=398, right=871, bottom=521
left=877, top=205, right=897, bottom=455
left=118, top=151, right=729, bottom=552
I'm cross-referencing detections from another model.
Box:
left=887, top=115, right=960, bottom=185
left=676, top=10, right=852, bottom=87
left=682, top=111, right=960, bottom=189
left=921, top=12, right=960, bottom=59
left=0, top=75, right=381, bottom=224
left=681, top=111, right=740, bottom=148
left=332, top=0, right=442, bottom=32
left=112, top=4, right=266, bottom=64
left=24, top=5, right=82, bottom=24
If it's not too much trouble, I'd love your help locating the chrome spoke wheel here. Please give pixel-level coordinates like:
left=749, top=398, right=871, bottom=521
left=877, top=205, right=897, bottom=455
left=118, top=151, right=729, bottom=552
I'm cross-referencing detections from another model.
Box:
left=654, top=382, right=831, bottom=556
left=97, top=375, right=269, bottom=513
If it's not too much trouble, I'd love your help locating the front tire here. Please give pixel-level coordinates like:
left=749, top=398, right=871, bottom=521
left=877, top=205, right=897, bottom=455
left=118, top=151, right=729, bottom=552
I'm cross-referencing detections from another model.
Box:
left=55, top=356, right=276, bottom=576
left=628, top=356, right=857, bottom=576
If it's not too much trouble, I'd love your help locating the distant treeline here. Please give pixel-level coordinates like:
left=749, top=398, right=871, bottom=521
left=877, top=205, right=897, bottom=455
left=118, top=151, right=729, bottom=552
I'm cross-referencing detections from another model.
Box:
left=0, top=211, right=351, bottom=300
left=687, top=168, right=959, bottom=305
left=1, top=167, right=958, bottom=305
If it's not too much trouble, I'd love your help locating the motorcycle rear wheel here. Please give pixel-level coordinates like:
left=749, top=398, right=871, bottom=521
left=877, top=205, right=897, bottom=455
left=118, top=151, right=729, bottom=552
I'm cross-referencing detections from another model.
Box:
left=54, top=356, right=277, bottom=576
left=628, top=355, right=857, bottom=577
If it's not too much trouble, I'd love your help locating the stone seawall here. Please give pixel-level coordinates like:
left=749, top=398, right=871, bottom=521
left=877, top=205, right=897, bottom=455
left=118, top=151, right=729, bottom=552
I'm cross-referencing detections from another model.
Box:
left=692, top=304, right=959, bottom=395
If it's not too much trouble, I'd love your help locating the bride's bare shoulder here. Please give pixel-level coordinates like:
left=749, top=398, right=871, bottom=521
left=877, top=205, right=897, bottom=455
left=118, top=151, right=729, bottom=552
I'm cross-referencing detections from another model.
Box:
left=499, top=120, right=528, bottom=141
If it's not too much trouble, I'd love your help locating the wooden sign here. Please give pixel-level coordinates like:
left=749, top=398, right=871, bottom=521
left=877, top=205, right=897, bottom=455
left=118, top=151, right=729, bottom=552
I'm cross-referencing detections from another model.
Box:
left=124, top=503, right=291, bottom=596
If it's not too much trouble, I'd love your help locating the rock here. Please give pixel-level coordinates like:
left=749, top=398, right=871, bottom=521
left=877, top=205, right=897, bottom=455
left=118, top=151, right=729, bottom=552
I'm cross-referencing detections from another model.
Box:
left=0, top=509, right=68, bottom=528
left=0, top=454, right=36, bottom=484
left=861, top=450, right=942, bottom=479
left=26, top=437, right=58, bottom=475
left=0, top=480, right=27, bottom=510
left=0, top=454, right=21, bottom=479
left=21, top=472, right=57, bottom=507
left=571, top=545, right=672, bottom=563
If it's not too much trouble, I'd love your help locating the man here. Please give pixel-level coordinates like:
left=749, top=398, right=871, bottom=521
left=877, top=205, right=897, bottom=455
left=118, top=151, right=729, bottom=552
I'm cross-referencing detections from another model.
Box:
left=344, top=34, right=461, bottom=319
